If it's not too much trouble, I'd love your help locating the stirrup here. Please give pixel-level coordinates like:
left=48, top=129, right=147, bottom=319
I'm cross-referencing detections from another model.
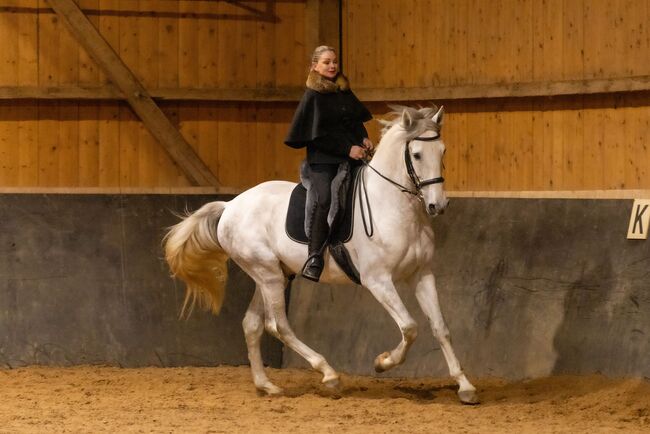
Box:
left=301, top=254, right=324, bottom=282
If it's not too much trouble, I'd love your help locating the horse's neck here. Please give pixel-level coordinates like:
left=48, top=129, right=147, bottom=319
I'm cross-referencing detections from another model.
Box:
left=365, top=138, right=423, bottom=222
left=369, top=137, right=410, bottom=191
left=361, top=144, right=433, bottom=260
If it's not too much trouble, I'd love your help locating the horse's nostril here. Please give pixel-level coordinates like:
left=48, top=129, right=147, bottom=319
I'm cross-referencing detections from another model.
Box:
left=428, top=204, right=436, bottom=213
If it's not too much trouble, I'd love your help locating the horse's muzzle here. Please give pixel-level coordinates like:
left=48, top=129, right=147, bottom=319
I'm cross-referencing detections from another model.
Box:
left=427, top=203, right=445, bottom=216
left=427, top=199, right=449, bottom=216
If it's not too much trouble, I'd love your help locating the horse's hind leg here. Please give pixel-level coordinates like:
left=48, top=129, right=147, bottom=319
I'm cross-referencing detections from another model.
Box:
left=244, top=262, right=340, bottom=389
left=363, top=276, right=418, bottom=372
left=413, top=270, right=478, bottom=404
left=243, top=287, right=282, bottom=395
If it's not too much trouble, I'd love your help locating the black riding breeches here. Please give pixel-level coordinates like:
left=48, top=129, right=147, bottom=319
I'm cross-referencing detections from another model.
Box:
left=307, top=163, right=338, bottom=254
left=309, top=163, right=338, bottom=211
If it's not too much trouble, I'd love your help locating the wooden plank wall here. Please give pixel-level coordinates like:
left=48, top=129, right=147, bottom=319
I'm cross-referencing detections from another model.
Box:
left=0, top=0, right=306, bottom=189
left=0, top=0, right=648, bottom=191
left=344, top=0, right=650, bottom=191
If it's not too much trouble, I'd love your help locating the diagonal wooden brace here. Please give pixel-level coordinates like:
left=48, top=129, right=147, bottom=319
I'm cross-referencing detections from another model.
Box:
left=46, top=0, right=220, bottom=187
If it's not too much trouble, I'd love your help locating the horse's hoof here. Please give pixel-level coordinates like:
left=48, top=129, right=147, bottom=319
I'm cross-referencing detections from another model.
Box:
left=374, top=352, right=392, bottom=373
left=322, top=374, right=340, bottom=389
left=257, top=383, right=283, bottom=396
left=458, top=388, right=480, bottom=405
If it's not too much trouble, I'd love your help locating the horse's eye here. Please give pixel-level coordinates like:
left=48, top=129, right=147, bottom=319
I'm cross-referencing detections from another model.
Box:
left=413, top=153, right=421, bottom=160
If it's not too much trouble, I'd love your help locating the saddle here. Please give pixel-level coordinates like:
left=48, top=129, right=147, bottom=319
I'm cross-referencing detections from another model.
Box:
left=285, top=160, right=362, bottom=284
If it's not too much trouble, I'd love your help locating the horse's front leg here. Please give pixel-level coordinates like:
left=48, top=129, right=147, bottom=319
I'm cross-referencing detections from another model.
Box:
left=363, top=276, right=418, bottom=372
left=413, top=270, right=479, bottom=404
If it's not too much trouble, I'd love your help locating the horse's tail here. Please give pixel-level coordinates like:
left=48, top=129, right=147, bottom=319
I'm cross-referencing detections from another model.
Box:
left=163, top=201, right=229, bottom=318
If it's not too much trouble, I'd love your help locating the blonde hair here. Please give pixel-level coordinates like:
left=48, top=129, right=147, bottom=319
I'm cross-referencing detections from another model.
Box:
left=311, top=45, right=336, bottom=64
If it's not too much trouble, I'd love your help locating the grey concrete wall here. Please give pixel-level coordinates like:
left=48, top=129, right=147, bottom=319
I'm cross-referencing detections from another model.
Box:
left=0, top=194, right=281, bottom=368
left=284, top=198, right=650, bottom=380
left=3, top=194, right=648, bottom=379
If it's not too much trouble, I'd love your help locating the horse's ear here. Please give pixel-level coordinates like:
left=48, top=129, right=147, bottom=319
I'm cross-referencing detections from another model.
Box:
left=401, top=109, right=413, bottom=129
left=432, top=105, right=445, bottom=126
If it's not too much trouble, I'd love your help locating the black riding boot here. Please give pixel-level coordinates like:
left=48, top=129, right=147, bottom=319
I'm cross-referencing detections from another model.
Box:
left=302, top=208, right=330, bottom=282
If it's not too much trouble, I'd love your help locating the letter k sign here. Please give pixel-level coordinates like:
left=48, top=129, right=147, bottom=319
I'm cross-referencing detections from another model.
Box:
left=627, top=199, right=650, bottom=240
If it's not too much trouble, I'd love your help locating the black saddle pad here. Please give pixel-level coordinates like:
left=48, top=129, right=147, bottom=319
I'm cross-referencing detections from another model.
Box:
left=285, top=166, right=359, bottom=245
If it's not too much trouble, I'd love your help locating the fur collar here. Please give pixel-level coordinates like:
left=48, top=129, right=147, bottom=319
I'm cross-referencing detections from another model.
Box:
left=306, top=70, right=350, bottom=93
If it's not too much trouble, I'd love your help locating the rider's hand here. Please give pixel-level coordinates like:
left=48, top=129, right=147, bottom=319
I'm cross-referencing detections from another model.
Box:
left=349, top=145, right=366, bottom=160
left=362, top=137, right=374, bottom=150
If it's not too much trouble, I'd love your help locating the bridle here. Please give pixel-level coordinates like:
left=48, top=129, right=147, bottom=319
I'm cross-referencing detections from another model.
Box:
left=362, top=133, right=444, bottom=198
left=357, top=133, right=445, bottom=236
left=403, top=134, right=445, bottom=191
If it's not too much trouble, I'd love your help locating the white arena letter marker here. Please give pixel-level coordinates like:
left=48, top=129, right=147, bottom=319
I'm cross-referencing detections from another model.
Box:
left=627, top=199, right=650, bottom=240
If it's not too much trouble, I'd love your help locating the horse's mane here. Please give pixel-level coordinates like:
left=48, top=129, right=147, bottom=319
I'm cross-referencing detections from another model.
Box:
left=378, top=104, right=440, bottom=140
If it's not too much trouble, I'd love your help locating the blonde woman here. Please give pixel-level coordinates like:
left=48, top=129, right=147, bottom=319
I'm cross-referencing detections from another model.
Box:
left=285, top=46, right=373, bottom=281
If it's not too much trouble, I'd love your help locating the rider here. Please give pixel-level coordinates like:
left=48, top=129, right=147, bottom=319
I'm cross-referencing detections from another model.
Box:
left=284, top=45, right=373, bottom=282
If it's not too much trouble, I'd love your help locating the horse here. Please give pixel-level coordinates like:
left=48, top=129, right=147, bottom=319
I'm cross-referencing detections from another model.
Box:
left=164, top=104, right=479, bottom=404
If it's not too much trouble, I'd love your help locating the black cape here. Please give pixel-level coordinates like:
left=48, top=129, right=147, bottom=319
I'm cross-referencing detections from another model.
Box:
left=284, top=88, right=372, bottom=164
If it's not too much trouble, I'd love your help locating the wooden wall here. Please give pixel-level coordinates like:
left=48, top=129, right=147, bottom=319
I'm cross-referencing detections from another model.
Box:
left=0, top=0, right=306, bottom=189
left=0, top=0, right=648, bottom=191
left=345, top=0, right=650, bottom=191
left=344, top=0, right=650, bottom=86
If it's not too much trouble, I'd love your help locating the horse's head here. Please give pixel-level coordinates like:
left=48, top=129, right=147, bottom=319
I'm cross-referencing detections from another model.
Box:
left=378, top=104, right=448, bottom=217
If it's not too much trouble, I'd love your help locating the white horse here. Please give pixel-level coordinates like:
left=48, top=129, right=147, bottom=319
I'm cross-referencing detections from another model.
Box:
left=164, top=104, right=478, bottom=404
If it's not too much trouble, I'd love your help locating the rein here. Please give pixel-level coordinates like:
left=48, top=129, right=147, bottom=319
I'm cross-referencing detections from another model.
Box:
left=357, top=134, right=445, bottom=237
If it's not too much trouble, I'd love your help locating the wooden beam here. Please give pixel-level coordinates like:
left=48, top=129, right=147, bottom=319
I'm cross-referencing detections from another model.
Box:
left=45, top=0, right=219, bottom=187
left=305, top=0, right=341, bottom=57
left=154, top=87, right=305, bottom=102
left=2, top=75, right=649, bottom=102
left=0, top=85, right=305, bottom=101
left=0, top=85, right=123, bottom=100
left=447, top=190, right=650, bottom=199
left=305, top=0, right=320, bottom=53
left=0, top=186, right=243, bottom=195
left=2, top=187, right=648, bottom=199
left=355, top=76, right=650, bottom=101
